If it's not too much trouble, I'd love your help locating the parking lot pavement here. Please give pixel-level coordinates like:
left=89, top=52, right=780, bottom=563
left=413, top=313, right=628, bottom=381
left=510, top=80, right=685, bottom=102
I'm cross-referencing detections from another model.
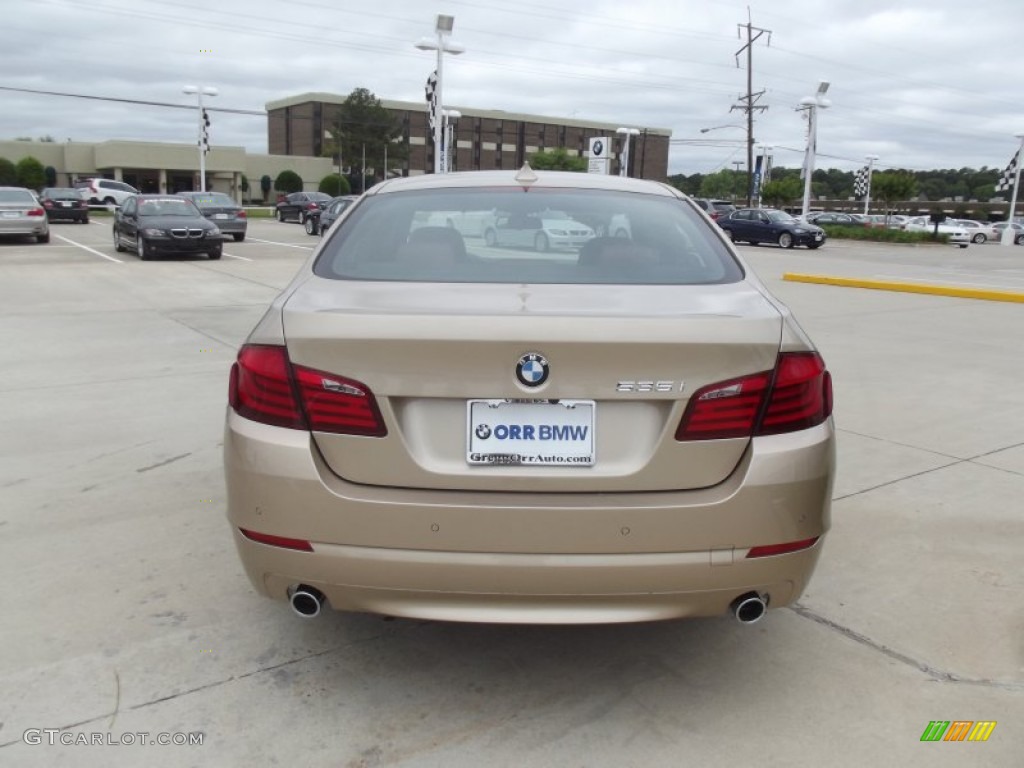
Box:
left=1, top=235, right=1021, bottom=766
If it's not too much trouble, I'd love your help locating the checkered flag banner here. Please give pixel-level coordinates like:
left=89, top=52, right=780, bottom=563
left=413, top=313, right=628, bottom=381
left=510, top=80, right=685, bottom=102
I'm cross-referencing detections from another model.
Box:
left=853, top=165, right=869, bottom=197
left=424, top=71, right=438, bottom=134
left=995, top=150, right=1018, bottom=192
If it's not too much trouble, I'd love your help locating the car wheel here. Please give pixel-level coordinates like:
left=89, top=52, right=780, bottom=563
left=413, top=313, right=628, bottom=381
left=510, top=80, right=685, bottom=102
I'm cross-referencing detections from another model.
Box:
left=208, top=248, right=222, bottom=260
left=233, top=233, right=245, bottom=242
left=103, top=197, right=117, bottom=207
left=725, top=228, right=738, bottom=242
left=972, top=233, right=986, bottom=244
left=276, top=209, right=284, bottom=222
left=37, top=230, right=50, bottom=244
left=113, top=227, right=126, bottom=252
left=305, top=217, right=317, bottom=235
left=535, top=232, right=549, bottom=252
left=778, top=232, right=794, bottom=249
left=82, top=217, right=90, bottom=224
left=483, top=228, right=497, bottom=246
left=137, top=235, right=152, bottom=261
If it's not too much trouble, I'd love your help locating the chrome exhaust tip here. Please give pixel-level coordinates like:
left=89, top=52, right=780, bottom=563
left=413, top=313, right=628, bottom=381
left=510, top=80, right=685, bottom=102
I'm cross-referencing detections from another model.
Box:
left=731, top=592, right=767, bottom=624
left=289, top=585, right=325, bottom=619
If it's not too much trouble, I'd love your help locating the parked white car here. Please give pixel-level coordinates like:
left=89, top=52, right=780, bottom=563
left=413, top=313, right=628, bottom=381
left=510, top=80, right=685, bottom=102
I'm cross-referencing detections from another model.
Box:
left=902, top=216, right=969, bottom=248
left=955, top=219, right=998, bottom=244
left=74, top=178, right=139, bottom=207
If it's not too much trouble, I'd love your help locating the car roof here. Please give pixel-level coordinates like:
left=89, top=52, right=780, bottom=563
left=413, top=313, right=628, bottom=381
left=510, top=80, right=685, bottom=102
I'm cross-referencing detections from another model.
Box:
left=365, top=168, right=683, bottom=198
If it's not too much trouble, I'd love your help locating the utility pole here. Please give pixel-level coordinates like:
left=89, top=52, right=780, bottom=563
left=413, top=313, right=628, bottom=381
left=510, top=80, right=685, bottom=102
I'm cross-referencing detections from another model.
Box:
left=731, top=12, right=770, bottom=207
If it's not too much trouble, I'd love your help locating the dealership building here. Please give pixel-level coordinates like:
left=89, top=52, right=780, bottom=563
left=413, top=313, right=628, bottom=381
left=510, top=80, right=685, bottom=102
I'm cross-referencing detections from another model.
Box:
left=0, top=93, right=670, bottom=200
left=267, top=92, right=671, bottom=180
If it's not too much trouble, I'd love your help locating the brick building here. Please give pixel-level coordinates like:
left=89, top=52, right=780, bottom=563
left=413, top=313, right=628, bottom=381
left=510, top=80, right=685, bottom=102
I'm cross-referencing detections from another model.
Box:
left=266, top=92, right=671, bottom=180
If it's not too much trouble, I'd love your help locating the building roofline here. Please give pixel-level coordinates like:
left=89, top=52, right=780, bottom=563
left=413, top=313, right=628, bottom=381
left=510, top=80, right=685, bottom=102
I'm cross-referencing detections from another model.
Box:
left=265, top=92, right=672, bottom=137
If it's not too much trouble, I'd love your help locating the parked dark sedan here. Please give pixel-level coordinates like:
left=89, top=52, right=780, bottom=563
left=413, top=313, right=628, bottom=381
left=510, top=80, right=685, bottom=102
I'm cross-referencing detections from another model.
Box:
left=39, top=188, right=90, bottom=223
left=304, top=195, right=359, bottom=235
left=718, top=208, right=826, bottom=249
left=112, top=195, right=223, bottom=260
left=275, top=192, right=333, bottom=225
left=176, top=191, right=247, bottom=241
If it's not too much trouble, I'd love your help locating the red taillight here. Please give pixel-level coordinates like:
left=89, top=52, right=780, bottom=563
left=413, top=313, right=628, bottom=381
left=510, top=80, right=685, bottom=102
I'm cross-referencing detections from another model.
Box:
left=229, top=344, right=387, bottom=436
left=239, top=528, right=313, bottom=552
left=229, top=345, right=306, bottom=429
left=758, top=352, right=832, bottom=436
left=27, top=208, right=45, bottom=217
left=237, top=210, right=247, bottom=218
left=676, top=352, right=831, bottom=441
left=675, top=371, right=771, bottom=440
left=746, top=537, right=819, bottom=558
left=292, top=365, right=387, bottom=436
left=306, top=203, right=317, bottom=210
left=43, top=200, right=54, bottom=208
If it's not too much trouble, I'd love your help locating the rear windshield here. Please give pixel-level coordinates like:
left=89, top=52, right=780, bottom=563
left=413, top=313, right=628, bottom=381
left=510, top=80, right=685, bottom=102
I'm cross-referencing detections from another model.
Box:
left=43, top=188, right=80, bottom=198
left=313, top=188, right=743, bottom=285
left=0, top=189, right=36, bottom=203
left=138, top=198, right=200, bottom=216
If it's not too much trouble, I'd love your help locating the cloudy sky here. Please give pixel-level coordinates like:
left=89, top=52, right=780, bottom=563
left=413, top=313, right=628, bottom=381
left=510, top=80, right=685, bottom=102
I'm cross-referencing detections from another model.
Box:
left=3, top=0, right=1022, bottom=176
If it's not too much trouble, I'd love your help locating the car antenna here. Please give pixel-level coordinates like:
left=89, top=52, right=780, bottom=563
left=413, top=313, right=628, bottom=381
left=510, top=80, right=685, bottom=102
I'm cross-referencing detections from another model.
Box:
left=515, top=162, right=538, bottom=189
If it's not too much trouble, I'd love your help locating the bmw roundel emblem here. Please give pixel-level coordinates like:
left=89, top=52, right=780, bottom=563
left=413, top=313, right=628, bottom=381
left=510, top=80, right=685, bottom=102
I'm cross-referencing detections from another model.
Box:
left=516, top=353, right=549, bottom=387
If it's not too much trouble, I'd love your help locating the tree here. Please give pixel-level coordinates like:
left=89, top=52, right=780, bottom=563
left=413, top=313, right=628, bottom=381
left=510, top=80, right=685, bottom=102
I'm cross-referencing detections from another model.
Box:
left=328, top=88, right=407, bottom=181
left=16, top=156, right=46, bottom=190
left=761, top=177, right=803, bottom=208
left=260, top=174, right=272, bottom=202
left=240, top=174, right=249, bottom=193
left=872, top=172, right=917, bottom=214
left=275, top=170, right=303, bottom=194
left=319, top=173, right=351, bottom=195
left=528, top=147, right=587, bottom=172
left=44, top=166, right=57, bottom=187
left=0, top=158, right=15, bottom=185
left=698, top=169, right=736, bottom=199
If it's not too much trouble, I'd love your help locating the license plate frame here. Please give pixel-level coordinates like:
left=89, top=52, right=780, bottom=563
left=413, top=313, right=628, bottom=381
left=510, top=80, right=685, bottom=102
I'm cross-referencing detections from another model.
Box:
left=466, top=399, right=595, bottom=467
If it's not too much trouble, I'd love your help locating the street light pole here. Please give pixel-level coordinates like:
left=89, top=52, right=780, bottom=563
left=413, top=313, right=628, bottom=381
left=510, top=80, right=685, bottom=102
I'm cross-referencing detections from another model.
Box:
left=183, top=85, right=217, bottom=192
left=1000, top=133, right=1024, bottom=246
left=799, top=80, right=831, bottom=221
left=415, top=15, right=465, bottom=175
left=616, top=127, right=640, bottom=177
left=863, top=154, right=879, bottom=215
left=443, top=109, right=461, bottom=172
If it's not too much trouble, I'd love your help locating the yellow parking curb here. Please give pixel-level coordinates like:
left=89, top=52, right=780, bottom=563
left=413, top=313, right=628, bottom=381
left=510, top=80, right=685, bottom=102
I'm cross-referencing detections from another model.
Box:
left=781, top=273, right=1024, bottom=304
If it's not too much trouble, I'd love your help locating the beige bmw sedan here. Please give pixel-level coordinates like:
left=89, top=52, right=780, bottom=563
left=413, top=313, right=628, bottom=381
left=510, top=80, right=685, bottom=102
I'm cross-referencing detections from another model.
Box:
left=224, top=168, right=835, bottom=625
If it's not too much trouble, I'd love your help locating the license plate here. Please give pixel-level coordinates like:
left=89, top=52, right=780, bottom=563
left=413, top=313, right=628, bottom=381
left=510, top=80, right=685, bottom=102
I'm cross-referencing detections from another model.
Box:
left=61, top=202, right=72, bottom=207
left=467, top=399, right=595, bottom=466
left=2, top=211, right=18, bottom=218
left=214, top=213, right=228, bottom=219
left=814, top=234, right=823, bottom=241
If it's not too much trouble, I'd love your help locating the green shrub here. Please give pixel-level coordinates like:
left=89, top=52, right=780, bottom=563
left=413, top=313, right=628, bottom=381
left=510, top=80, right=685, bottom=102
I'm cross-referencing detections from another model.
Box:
left=274, top=170, right=303, bottom=194
left=0, top=158, right=16, bottom=185
left=819, top=225, right=952, bottom=245
left=319, top=173, right=351, bottom=196
left=15, top=156, right=46, bottom=190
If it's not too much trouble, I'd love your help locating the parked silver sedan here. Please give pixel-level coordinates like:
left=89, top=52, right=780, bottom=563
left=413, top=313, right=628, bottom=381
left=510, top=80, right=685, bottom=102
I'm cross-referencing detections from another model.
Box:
left=0, top=187, right=50, bottom=243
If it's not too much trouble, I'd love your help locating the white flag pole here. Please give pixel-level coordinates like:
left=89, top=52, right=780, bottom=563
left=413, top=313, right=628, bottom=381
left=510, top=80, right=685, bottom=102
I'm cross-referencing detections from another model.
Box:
left=1001, top=135, right=1024, bottom=246
left=863, top=155, right=878, bottom=215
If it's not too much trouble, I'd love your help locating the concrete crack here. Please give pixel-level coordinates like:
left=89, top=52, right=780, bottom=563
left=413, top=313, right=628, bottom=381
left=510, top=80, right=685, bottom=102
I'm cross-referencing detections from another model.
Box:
left=789, top=603, right=1023, bottom=692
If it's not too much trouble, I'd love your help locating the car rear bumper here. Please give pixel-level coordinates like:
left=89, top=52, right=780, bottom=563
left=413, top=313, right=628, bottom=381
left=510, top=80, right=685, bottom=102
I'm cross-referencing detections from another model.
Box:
left=224, top=411, right=834, bottom=623
left=0, top=219, right=48, bottom=235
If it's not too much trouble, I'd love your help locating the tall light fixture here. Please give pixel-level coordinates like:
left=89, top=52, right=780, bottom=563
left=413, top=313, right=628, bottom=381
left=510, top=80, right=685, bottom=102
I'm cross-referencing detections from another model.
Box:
left=182, top=85, right=217, bottom=192
left=616, top=127, right=640, bottom=177
left=863, top=154, right=879, bottom=215
left=799, top=80, right=830, bottom=221
left=1001, top=133, right=1024, bottom=246
left=443, top=109, right=461, bottom=172
left=415, top=15, right=465, bottom=174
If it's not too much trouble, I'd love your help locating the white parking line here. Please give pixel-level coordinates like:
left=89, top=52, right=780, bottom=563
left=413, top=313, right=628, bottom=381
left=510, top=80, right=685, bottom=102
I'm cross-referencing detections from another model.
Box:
left=222, top=252, right=253, bottom=261
left=53, top=233, right=122, bottom=263
left=246, top=237, right=315, bottom=250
